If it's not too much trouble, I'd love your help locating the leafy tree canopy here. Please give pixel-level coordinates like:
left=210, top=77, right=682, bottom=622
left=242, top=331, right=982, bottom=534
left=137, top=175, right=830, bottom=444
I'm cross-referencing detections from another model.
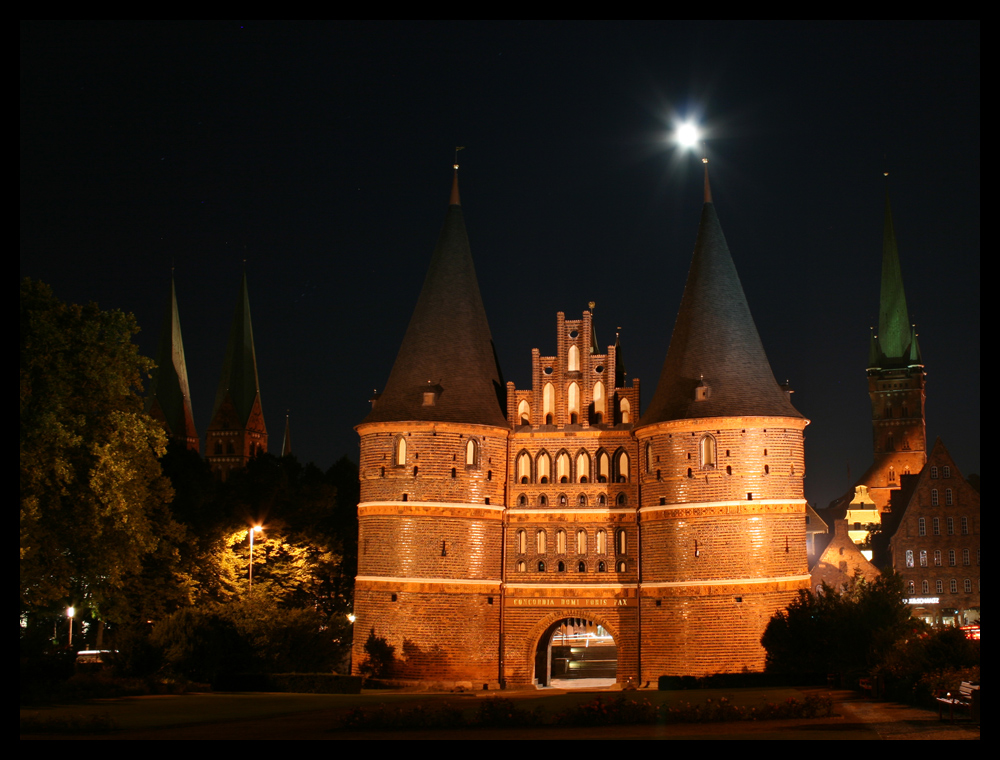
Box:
left=20, top=279, right=175, bottom=620
left=761, top=570, right=918, bottom=678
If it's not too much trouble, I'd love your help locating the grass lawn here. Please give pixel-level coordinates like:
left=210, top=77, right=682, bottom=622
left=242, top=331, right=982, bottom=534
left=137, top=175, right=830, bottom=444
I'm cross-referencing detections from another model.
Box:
left=21, top=685, right=814, bottom=735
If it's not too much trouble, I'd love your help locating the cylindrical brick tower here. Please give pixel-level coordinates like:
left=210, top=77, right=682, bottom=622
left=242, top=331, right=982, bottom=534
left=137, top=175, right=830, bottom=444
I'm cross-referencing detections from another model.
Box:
left=634, top=165, right=810, bottom=678
left=353, top=169, right=510, bottom=686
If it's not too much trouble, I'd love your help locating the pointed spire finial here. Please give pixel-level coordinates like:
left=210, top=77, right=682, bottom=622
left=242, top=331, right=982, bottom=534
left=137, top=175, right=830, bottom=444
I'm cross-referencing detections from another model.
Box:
left=450, top=147, right=464, bottom=206
left=702, top=157, right=712, bottom=203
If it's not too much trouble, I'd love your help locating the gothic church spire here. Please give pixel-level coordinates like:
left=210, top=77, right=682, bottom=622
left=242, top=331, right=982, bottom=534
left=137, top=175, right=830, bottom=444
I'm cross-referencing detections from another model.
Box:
left=147, top=274, right=198, bottom=451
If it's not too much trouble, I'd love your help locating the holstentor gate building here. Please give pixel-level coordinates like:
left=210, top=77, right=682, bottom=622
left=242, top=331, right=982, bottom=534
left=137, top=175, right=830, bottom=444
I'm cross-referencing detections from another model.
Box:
left=352, top=164, right=810, bottom=687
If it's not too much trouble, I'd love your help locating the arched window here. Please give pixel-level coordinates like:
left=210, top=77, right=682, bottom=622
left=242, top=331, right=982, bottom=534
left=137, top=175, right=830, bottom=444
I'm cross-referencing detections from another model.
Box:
left=517, top=451, right=532, bottom=484
left=578, top=493, right=587, bottom=506
left=945, top=488, right=954, bottom=506
left=536, top=529, right=547, bottom=554
left=568, top=382, right=580, bottom=424
left=699, top=434, right=717, bottom=468
left=578, top=561, right=586, bottom=573
left=614, top=449, right=629, bottom=482
left=556, top=451, right=571, bottom=483
left=593, top=381, right=606, bottom=422
left=616, top=560, right=627, bottom=573
left=644, top=442, right=652, bottom=473
left=576, top=450, right=590, bottom=482
left=394, top=435, right=407, bottom=466
left=516, top=560, right=526, bottom=572
left=518, top=494, right=527, bottom=507
left=931, top=489, right=939, bottom=506
left=596, top=530, right=607, bottom=555
left=538, top=560, right=546, bottom=572
left=557, top=560, right=566, bottom=572
left=568, top=344, right=580, bottom=372
left=597, top=561, right=606, bottom=572
left=516, top=529, right=526, bottom=554
left=543, top=383, right=555, bottom=425
left=466, top=438, right=478, bottom=467
left=921, top=580, right=929, bottom=594
left=556, top=530, right=567, bottom=554
left=616, top=529, right=627, bottom=555
left=576, top=529, right=588, bottom=554
left=537, top=451, right=551, bottom=483
left=620, top=397, right=631, bottom=424
left=597, top=493, right=607, bottom=506
left=596, top=450, right=610, bottom=482
left=518, top=399, right=531, bottom=426
left=616, top=492, right=627, bottom=506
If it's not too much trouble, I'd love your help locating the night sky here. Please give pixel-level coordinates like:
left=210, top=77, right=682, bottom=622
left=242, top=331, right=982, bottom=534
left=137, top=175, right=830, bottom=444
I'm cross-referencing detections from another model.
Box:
left=20, top=21, right=980, bottom=509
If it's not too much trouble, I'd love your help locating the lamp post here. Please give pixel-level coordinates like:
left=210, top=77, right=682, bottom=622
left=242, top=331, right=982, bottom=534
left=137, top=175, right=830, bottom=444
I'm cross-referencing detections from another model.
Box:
left=67, top=606, right=75, bottom=649
left=248, top=525, right=263, bottom=593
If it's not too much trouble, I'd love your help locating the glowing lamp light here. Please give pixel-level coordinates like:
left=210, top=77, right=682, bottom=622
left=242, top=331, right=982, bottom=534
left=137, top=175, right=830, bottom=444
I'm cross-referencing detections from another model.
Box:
left=674, top=121, right=701, bottom=150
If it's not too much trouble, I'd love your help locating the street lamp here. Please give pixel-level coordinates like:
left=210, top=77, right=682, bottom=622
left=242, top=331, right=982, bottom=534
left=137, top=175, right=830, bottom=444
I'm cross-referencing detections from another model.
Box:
left=248, top=525, right=263, bottom=592
left=67, top=606, right=75, bottom=649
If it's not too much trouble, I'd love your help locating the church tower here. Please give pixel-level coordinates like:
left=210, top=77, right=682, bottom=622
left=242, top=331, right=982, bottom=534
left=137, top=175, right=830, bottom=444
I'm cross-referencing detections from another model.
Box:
left=353, top=167, right=509, bottom=685
left=634, top=163, right=810, bottom=677
left=206, top=273, right=268, bottom=480
left=146, top=274, right=199, bottom=452
left=859, top=183, right=927, bottom=512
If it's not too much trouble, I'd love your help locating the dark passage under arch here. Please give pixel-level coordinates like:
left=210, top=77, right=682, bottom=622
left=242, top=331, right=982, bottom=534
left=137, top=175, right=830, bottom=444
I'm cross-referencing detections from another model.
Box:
left=534, top=618, right=617, bottom=687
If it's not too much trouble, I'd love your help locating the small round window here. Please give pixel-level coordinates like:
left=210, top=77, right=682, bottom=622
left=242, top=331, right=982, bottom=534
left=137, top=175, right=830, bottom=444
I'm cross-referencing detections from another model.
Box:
left=595, top=365, right=604, bottom=373
left=544, top=367, right=553, bottom=375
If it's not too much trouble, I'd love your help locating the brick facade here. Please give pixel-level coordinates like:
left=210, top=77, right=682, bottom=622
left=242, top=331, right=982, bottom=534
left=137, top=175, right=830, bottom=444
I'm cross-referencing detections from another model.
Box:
left=351, top=177, right=809, bottom=686
left=890, top=439, right=980, bottom=626
left=353, top=304, right=809, bottom=686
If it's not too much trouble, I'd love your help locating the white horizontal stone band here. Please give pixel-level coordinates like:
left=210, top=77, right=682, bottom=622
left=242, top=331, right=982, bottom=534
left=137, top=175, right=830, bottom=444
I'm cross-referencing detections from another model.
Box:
left=359, top=500, right=505, bottom=512
left=355, top=575, right=500, bottom=586
left=639, top=499, right=807, bottom=514
left=641, top=574, right=811, bottom=588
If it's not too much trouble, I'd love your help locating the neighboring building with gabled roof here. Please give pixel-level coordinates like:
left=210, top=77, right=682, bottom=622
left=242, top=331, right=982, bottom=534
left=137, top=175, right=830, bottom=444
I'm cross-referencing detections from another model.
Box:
left=811, top=519, right=880, bottom=594
left=889, top=439, right=980, bottom=627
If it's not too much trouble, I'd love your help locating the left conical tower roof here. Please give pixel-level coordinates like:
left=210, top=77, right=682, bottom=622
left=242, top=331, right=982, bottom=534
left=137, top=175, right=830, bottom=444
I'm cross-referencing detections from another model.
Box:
left=362, top=169, right=506, bottom=428
left=212, top=272, right=263, bottom=427
left=640, top=172, right=802, bottom=425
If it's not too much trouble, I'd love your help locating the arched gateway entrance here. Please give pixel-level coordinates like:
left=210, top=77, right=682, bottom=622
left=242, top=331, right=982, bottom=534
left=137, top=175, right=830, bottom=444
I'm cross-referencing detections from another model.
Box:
left=534, top=618, right=617, bottom=687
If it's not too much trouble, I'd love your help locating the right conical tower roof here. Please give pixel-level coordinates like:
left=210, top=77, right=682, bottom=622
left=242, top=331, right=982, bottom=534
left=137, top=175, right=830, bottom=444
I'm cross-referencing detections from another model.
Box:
left=362, top=169, right=506, bottom=428
left=640, top=166, right=802, bottom=425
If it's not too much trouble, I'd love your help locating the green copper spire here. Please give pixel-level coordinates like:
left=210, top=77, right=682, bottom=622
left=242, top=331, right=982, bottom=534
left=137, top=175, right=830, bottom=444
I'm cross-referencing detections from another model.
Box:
left=212, top=273, right=263, bottom=426
left=875, top=186, right=919, bottom=366
left=147, top=275, right=198, bottom=450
